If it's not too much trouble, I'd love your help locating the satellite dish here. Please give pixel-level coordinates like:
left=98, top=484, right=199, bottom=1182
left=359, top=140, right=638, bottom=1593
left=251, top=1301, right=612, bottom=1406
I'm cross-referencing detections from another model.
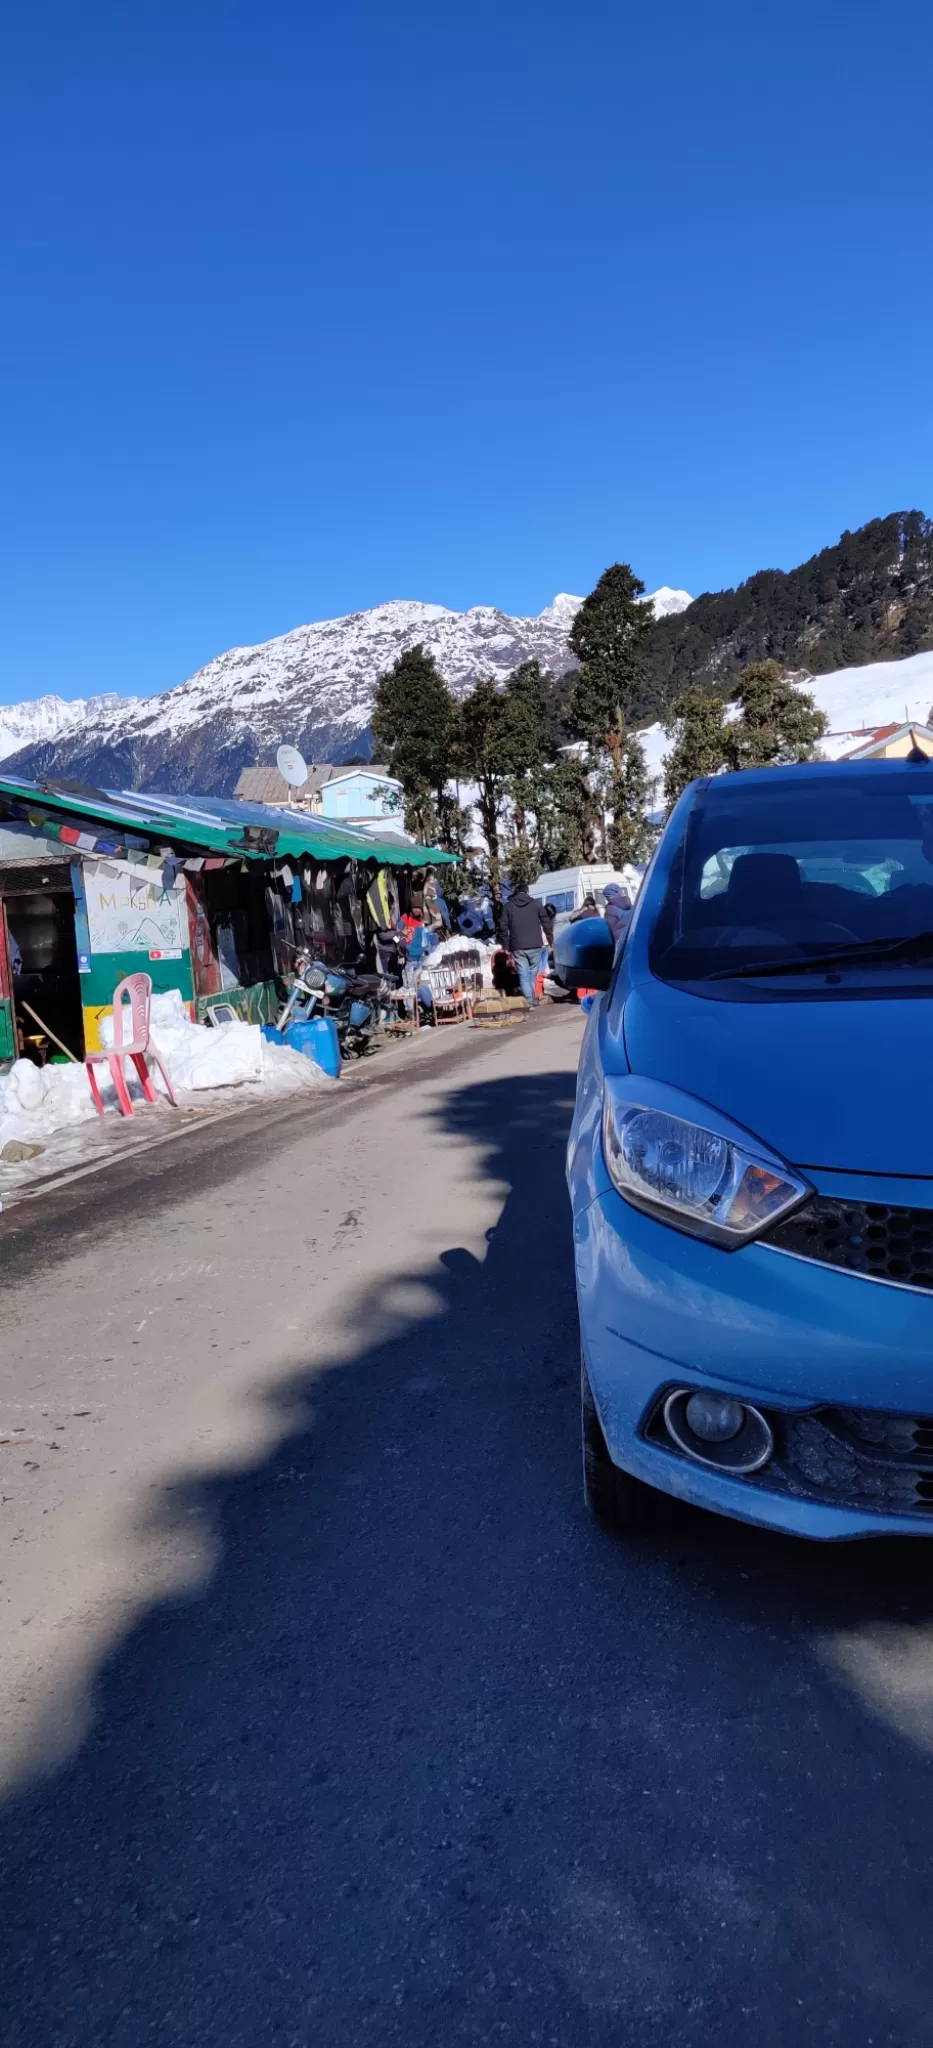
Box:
left=276, top=744, right=308, bottom=789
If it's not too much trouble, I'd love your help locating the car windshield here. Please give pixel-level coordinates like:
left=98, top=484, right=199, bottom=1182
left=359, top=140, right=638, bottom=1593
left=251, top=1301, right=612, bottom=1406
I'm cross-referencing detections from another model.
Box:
left=650, top=769, right=933, bottom=988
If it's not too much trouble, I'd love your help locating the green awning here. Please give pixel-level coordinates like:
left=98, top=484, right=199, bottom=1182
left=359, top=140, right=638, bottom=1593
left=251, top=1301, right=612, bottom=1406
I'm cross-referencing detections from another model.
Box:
left=0, top=774, right=458, bottom=869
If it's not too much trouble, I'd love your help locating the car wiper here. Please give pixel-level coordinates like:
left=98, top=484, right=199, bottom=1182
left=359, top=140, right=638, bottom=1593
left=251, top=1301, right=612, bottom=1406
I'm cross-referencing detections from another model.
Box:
left=705, top=932, right=933, bottom=981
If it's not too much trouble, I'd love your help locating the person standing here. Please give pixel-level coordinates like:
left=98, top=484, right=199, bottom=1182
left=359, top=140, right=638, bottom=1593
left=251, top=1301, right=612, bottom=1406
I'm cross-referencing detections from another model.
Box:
left=602, top=882, right=633, bottom=949
left=500, top=884, right=552, bottom=1005
left=421, top=866, right=449, bottom=936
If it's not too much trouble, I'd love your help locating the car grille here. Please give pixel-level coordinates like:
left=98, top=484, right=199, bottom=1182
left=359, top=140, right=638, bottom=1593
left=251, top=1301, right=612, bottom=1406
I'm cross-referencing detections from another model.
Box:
left=763, top=1195, right=933, bottom=1290
left=759, top=1407, right=933, bottom=1515
left=645, top=1398, right=933, bottom=1515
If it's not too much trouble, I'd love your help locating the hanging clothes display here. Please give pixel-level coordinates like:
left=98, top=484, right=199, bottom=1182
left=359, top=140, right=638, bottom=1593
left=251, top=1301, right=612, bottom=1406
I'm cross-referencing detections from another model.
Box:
left=365, top=868, right=394, bottom=930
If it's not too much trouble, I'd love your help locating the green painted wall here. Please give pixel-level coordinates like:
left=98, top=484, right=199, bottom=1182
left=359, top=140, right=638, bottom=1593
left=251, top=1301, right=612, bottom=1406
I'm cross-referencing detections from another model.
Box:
left=195, top=981, right=278, bottom=1027
left=82, top=949, right=195, bottom=1050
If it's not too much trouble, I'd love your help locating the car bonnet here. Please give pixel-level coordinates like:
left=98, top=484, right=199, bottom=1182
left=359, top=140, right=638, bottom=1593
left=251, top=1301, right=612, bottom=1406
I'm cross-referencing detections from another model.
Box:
left=620, top=977, right=933, bottom=1177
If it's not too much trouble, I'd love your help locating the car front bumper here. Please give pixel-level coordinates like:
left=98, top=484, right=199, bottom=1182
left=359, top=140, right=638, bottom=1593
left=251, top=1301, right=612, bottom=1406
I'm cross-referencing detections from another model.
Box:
left=575, top=1184, right=933, bottom=1540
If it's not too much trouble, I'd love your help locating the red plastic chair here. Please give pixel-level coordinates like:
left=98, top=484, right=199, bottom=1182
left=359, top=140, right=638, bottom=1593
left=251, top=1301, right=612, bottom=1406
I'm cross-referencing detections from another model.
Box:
left=85, top=972, right=178, bottom=1117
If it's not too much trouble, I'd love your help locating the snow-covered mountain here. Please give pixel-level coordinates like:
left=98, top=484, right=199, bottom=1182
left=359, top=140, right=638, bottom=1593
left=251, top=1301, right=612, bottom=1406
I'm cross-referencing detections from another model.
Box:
left=3, top=582, right=930, bottom=809
left=643, top=586, right=692, bottom=619
left=0, top=693, right=127, bottom=763
left=0, top=587, right=689, bottom=796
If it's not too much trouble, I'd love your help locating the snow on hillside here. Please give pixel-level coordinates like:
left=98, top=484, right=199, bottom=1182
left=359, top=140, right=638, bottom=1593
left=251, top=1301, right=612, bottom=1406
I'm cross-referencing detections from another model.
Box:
left=638, top=647, right=933, bottom=793
left=807, top=648, right=933, bottom=754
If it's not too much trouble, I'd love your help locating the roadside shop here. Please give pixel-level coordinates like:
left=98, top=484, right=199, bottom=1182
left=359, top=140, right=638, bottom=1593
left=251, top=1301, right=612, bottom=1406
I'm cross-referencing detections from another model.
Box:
left=0, top=775, right=455, bottom=1064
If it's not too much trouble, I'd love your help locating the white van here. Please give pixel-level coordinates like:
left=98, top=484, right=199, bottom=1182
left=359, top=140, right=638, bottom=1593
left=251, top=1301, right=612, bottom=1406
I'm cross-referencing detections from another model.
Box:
left=529, top=864, right=641, bottom=932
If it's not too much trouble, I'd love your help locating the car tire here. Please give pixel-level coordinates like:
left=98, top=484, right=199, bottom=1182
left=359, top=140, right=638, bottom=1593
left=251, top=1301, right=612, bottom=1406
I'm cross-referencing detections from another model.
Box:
left=581, top=1357, right=683, bottom=1532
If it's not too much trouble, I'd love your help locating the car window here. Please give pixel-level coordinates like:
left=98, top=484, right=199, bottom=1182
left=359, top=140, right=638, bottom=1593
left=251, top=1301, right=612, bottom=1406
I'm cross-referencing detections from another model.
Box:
left=650, top=773, right=933, bottom=988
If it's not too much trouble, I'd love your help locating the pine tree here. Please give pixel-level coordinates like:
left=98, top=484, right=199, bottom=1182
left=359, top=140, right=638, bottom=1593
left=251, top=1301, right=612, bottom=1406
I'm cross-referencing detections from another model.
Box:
left=568, top=563, right=652, bottom=754
left=371, top=645, right=456, bottom=845
left=607, top=733, right=657, bottom=865
left=664, top=686, right=729, bottom=807
left=568, top=564, right=654, bottom=862
left=539, top=754, right=600, bottom=866
left=726, top=661, right=827, bottom=770
left=498, top=660, right=562, bottom=861
left=457, top=676, right=510, bottom=888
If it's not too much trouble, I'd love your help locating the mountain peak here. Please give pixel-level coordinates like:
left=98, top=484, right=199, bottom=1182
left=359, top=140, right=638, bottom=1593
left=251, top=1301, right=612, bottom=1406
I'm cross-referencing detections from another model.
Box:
left=645, top=586, right=693, bottom=618
left=0, top=580, right=696, bottom=797
left=538, top=593, right=583, bottom=624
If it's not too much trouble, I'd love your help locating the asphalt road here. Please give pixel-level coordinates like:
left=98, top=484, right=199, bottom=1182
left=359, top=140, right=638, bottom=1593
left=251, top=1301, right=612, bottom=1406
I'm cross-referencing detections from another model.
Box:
left=2, top=1006, right=933, bottom=2046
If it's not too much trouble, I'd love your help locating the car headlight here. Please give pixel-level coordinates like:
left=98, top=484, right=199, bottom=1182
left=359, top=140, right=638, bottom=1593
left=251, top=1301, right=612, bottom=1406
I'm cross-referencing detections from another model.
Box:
left=601, top=1083, right=810, bottom=1247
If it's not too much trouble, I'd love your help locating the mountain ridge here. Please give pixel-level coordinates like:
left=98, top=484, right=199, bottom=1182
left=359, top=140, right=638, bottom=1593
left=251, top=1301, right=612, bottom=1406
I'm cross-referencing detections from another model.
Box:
left=0, top=588, right=688, bottom=796
left=634, top=511, right=933, bottom=722
left=5, top=513, right=930, bottom=800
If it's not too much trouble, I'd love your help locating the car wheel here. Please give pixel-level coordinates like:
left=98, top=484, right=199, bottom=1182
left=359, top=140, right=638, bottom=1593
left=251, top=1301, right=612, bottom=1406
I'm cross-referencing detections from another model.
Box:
left=581, top=1357, right=683, bottom=1531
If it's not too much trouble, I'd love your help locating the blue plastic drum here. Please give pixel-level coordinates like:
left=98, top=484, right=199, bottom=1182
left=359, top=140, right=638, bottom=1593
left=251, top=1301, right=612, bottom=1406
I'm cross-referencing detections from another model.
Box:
left=284, top=1016, right=342, bottom=1078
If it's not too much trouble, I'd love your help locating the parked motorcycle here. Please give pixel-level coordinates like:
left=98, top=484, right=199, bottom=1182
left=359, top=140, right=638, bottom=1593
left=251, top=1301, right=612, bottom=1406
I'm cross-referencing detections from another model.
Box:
left=276, top=947, right=390, bottom=1057
left=331, top=967, right=391, bottom=1057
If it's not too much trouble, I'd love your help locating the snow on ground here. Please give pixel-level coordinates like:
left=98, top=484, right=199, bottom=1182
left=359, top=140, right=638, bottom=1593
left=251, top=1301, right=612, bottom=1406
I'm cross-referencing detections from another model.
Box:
left=0, top=994, right=336, bottom=1205
left=638, top=647, right=933, bottom=792
left=806, top=647, right=933, bottom=753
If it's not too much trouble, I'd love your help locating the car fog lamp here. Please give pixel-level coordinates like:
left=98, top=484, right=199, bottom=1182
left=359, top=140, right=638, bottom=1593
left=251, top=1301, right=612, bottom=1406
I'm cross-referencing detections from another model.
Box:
left=662, top=1389, right=774, bottom=1475
left=684, top=1392, right=745, bottom=1443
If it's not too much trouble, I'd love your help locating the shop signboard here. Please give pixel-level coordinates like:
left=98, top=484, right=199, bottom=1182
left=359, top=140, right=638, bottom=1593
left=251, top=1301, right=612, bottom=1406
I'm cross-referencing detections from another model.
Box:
left=78, top=858, right=195, bottom=1050
left=84, top=860, right=188, bottom=957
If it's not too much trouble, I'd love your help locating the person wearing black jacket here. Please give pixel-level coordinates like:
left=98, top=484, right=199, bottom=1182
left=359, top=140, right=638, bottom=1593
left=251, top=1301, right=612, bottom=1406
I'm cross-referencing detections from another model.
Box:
left=500, top=885, right=552, bottom=1004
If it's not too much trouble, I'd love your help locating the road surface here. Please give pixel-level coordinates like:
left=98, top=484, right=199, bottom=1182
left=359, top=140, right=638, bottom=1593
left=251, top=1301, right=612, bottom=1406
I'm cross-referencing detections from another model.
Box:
left=1, top=1006, right=933, bottom=2045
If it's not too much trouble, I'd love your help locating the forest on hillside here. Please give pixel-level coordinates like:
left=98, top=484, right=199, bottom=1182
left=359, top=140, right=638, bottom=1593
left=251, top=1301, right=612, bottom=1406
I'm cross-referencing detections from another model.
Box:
left=634, top=511, right=933, bottom=724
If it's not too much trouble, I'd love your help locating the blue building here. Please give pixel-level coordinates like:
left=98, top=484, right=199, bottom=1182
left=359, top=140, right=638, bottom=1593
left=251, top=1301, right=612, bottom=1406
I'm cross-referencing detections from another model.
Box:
left=319, top=768, right=403, bottom=826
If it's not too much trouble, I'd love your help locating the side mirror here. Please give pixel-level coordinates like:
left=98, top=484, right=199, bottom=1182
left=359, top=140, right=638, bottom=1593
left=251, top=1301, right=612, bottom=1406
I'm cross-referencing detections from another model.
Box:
left=553, top=916, right=614, bottom=991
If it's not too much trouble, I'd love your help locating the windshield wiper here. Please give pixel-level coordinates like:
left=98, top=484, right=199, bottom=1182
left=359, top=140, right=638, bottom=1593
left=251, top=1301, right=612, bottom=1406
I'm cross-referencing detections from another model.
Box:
left=705, top=932, right=933, bottom=981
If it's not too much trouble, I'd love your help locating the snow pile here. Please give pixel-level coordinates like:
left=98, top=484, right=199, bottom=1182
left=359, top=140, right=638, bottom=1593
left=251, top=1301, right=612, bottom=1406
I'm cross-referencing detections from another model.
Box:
left=0, top=993, right=335, bottom=1165
left=99, top=989, right=337, bottom=1097
left=0, top=1059, right=99, bottom=1154
left=100, top=989, right=263, bottom=1091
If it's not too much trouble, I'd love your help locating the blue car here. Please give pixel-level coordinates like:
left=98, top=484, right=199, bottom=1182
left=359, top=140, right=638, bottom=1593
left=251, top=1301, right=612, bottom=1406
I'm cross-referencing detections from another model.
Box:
left=556, top=757, right=933, bottom=1541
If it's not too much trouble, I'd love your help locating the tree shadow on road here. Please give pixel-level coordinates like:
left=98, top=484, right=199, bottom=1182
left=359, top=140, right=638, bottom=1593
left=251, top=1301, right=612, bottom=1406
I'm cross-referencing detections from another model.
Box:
left=3, top=1068, right=933, bottom=2046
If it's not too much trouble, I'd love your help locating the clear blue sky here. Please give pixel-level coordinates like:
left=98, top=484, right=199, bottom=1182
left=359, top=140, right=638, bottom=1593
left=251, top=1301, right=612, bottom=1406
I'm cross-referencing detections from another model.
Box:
left=3, top=0, right=931, bottom=706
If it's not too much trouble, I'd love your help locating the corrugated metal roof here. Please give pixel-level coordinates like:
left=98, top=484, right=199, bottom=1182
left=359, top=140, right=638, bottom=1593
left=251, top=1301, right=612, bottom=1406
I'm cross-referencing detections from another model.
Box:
left=0, top=773, right=457, bottom=868
left=234, top=763, right=349, bottom=802
left=234, top=764, right=393, bottom=802
left=234, top=766, right=295, bottom=803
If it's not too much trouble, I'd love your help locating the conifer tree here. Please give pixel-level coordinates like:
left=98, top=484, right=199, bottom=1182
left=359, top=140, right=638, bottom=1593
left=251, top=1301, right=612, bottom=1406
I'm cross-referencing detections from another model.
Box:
left=664, top=686, right=729, bottom=807
left=372, top=645, right=456, bottom=845
left=607, top=732, right=657, bottom=865
left=568, top=563, right=652, bottom=754
left=726, top=661, right=827, bottom=769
